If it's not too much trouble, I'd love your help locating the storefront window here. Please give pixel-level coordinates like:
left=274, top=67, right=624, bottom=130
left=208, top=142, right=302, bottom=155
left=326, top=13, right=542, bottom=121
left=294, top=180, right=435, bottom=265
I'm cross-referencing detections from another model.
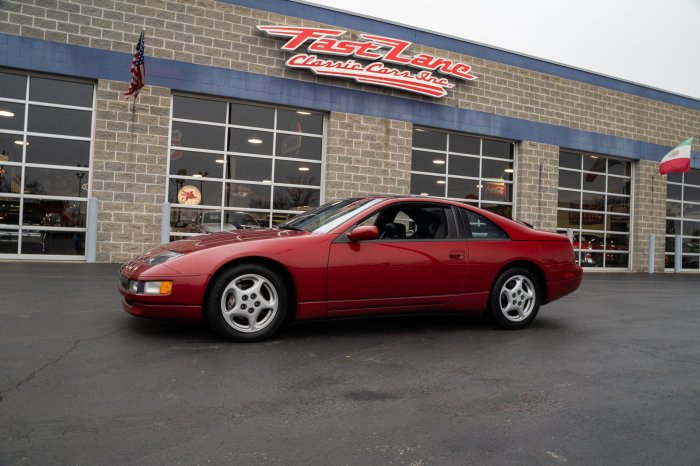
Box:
left=410, top=128, right=515, bottom=218
left=0, top=70, right=93, bottom=258
left=168, top=95, right=324, bottom=238
left=665, top=169, right=700, bottom=270
left=556, top=151, right=632, bottom=268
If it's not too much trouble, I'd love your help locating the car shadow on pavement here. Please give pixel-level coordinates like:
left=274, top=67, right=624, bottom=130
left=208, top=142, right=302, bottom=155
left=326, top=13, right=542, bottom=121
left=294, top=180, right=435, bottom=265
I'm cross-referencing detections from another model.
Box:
left=123, top=311, right=569, bottom=343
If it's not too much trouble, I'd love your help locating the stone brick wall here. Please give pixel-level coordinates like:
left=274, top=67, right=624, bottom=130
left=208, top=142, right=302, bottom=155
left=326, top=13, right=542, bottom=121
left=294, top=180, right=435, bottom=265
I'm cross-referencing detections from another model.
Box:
left=514, top=142, right=559, bottom=231
left=631, top=160, right=667, bottom=272
left=93, top=80, right=170, bottom=262
left=325, top=113, right=412, bottom=200
left=1, top=0, right=698, bottom=154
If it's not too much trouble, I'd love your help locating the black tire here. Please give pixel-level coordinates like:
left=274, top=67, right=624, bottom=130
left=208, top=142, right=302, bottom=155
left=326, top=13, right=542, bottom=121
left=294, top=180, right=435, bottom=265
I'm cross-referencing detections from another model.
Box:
left=206, top=263, right=289, bottom=342
left=489, top=267, right=541, bottom=330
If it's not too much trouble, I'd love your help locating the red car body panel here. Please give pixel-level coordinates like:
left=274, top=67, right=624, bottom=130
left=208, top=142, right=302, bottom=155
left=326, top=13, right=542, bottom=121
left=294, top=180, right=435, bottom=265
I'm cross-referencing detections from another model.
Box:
left=327, top=240, right=467, bottom=312
left=119, top=197, right=582, bottom=325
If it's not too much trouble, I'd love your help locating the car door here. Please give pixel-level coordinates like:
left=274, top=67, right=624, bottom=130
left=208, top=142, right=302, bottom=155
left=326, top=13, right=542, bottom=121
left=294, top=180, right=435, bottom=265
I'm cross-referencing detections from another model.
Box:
left=326, top=202, right=468, bottom=314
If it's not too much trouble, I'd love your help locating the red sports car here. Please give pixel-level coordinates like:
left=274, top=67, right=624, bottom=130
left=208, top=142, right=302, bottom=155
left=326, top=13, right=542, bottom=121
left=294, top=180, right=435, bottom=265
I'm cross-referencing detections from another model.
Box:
left=119, top=197, right=582, bottom=341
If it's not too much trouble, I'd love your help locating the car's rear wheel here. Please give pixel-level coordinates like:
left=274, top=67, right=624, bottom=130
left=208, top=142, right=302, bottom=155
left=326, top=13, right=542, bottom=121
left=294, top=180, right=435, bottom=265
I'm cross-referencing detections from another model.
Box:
left=206, top=263, right=288, bottom=342
left=489, top=267, right=541, bottom=329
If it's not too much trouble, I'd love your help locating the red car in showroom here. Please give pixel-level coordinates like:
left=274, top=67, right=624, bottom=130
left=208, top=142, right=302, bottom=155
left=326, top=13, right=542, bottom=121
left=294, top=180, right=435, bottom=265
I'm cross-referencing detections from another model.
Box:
left=119, top=197, right=582, bottom=341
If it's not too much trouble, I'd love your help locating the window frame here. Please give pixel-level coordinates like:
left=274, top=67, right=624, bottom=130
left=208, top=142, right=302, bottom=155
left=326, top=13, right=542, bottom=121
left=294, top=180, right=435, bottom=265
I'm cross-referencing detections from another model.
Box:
left=556, top=150, right=632, bottom=269
left=410, top=127, right=516, bottom=219
left=0, top=69, right=95, bottom=260
left=167, top=94, right=326, bottom=238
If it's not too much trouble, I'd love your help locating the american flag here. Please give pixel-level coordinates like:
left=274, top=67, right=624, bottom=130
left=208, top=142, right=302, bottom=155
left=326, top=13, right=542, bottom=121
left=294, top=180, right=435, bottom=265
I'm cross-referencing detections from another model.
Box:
left=125, top=31, right=146, bottom=98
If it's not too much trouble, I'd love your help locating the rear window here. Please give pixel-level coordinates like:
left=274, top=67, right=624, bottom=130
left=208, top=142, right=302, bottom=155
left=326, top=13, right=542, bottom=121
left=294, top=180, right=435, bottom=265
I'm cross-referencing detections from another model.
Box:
left=460, top=208, right=509, bottom=239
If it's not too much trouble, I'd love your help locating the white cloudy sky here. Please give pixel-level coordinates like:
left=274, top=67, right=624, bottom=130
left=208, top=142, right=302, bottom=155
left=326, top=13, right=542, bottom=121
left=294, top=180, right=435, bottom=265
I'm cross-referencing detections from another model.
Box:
left=301, top=0, right=700, bottom=100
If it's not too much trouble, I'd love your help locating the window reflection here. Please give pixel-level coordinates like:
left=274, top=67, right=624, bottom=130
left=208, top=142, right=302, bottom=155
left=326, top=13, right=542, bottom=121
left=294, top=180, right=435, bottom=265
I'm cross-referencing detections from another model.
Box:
left=28, top=106, right=92, bottom=137
left=20, top=230, right=85, bottom=255
left=26, top=136, right=91, bottom=167
left=23, top=167, right=88, bottom=197
left=0, top=165, right=21, bottom=193
left=0, top=102, right=25, bottom=131
left=482, top=159, right=513, bottom=180
left=559, top=151, right=581, bottom=169
left=230, top=102, right=274, bottom=128
left=275, top=134, right=322, bottom=160
left=450, top=134, right=479, bottom=155
left=666, top=201, right=682, bottom=217
left=277, top=109, right=323, bottom=134
left=170, top=207, right=207, bottom=233
left=684, top=186, right=700, bottom=203
left=172, top=95, right=226, bottom=123
left=226, top=183, right=271, bottom=209
left=413, top=129, right=447, bottom=151
left=581, top=192, right=605, bottom=212
left=273, top=186, right=319, bottom=211
left=0, top=72, right=26, bottom=99
left=169, top=151, right=224, bottom=179
left=228, top=128, right=273, bottom=155
left=607, top=215, right=630, bottom=232
left=607, top=195, right=630, bottom=214
left=413, top=150, right=446, bottom=174
left=447, top=177, right=479, bottom=200
left=171, top=121, right=225, bottom=151
left=448, top=154, right=478, bottom=177
left=0, top=197, right=20, bottom=225
left=559, top=169, right=580, bottom=190
left=0, top=133, right=24, bottom=162
left=226, top=155, right=271, bottom=182
left=558, top=189, right=580, bottom=209
left=29, top=77, right=93, bottom=108
left=274, top=159, right=320, bottom=185
left=22, top=199, right=86, bottom=227
left=583, top=155, right=606, bottom=172
left=410, top=173, right=445, bottom=197
left=482, top=139, right=512, bottom=159
left=582, top=172, right=606, bottom=192
left=607, top=176, right=631, bottom=195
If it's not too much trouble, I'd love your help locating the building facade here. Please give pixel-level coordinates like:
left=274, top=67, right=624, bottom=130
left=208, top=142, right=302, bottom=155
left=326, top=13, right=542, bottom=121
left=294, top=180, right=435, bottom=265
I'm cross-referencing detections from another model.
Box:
left=0, top=0, right=698, bottom=271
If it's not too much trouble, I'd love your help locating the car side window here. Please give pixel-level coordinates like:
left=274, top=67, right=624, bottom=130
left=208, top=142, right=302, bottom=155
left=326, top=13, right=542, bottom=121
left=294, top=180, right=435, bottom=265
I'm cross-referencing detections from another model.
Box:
left=356, top=204, right=453, bottom=240
left=461, top=209, right=509, bottom=239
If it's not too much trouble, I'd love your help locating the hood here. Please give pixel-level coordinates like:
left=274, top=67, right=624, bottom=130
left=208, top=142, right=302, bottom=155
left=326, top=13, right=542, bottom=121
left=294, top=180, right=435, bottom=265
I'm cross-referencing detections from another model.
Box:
left=164, top=228, right=309, bottom=253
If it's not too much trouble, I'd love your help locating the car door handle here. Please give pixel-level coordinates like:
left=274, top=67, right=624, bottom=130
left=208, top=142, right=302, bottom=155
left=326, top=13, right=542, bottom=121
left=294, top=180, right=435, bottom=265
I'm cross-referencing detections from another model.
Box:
left=449, top=250, right=465, bottom=260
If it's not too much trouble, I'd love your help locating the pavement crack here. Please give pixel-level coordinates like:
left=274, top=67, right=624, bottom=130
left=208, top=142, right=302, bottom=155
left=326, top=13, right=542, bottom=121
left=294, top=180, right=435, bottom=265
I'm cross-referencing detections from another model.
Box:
left=0, top=326, right=127, bottom=402
left=558, top=330, right=700, bottom=367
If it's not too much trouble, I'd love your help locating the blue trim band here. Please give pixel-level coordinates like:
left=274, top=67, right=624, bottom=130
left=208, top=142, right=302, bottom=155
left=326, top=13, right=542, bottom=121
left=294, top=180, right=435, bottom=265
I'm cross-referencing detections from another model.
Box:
left=223, top=0, right=700, bottom=111
left=1, top=33, right=697, bottom=168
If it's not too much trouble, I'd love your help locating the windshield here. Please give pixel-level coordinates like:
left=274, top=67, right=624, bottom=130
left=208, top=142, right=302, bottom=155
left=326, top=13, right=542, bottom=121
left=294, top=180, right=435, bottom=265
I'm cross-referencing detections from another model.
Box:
left=278, top=198, right=382, bottom=233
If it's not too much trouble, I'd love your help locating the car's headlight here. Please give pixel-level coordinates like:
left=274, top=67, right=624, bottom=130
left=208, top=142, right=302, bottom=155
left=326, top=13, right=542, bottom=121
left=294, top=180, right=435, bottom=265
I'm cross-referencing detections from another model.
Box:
left=147, top=251, right=183, bottom=266
left=127, top=280, right=173, bottom=295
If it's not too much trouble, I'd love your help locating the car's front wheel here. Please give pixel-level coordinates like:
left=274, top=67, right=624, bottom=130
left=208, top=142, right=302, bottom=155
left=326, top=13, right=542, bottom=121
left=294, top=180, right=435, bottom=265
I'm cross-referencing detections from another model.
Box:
left=206, top=263, right=288, bottom=342
left=489, top=267, right=541, bottom=329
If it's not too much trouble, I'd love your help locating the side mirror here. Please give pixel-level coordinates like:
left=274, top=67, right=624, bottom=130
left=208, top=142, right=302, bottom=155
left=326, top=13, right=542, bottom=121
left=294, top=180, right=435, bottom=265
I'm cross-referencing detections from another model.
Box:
left=347, top=225, right=379, bottom=242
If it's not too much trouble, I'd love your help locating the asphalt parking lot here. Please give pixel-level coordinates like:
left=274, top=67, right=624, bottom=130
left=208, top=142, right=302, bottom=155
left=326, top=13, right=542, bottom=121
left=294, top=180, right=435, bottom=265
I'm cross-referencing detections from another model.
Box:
left=1, top=263, right=699, bottom=465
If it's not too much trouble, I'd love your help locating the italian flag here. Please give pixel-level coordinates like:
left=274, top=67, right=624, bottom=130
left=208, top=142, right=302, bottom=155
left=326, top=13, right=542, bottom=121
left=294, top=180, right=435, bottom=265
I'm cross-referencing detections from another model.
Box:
left=659, top=137, right=693, bottom=175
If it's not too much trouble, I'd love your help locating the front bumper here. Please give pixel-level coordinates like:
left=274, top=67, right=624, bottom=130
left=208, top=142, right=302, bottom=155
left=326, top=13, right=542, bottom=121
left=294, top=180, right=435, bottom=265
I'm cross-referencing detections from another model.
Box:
left=119, top=260, right=210, bottom=321
left=120, top=294, right=202, bottom=320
